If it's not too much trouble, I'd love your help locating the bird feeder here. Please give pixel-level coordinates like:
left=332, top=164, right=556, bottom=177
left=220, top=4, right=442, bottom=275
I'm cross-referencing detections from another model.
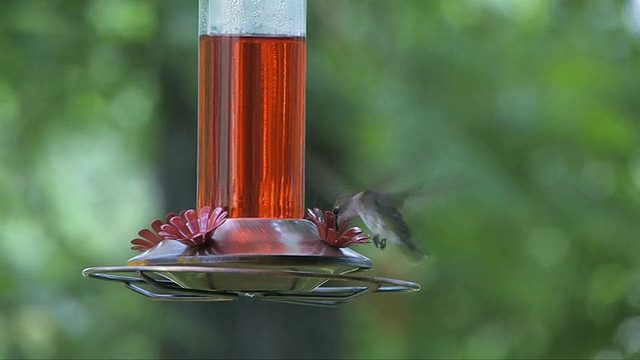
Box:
left=82, top=0, right=420, bottom=306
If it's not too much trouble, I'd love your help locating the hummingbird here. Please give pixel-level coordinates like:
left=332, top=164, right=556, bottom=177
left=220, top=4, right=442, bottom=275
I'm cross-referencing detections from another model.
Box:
left=333, top=190, right=428, bottom=262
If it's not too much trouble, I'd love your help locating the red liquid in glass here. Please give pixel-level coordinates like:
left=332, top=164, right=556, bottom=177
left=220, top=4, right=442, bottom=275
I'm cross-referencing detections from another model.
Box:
left=198, top=35, right=306, bottom=218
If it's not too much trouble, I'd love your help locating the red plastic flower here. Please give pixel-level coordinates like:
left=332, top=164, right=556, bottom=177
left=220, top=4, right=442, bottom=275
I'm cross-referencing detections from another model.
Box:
left=159, top=206, right=228, bottom=247
left=306, top=207, right=371, bottom=248
left=130, top=206, right=228, bottom=251
left=130, top=213, right=177, bottom=251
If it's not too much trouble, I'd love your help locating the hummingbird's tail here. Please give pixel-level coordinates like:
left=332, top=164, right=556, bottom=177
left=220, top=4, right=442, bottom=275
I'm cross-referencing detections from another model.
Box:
left=402, top=239, right=429, bottom=263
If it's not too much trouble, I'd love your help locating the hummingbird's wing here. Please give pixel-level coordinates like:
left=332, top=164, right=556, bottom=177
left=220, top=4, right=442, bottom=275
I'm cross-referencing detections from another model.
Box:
left=374, top=193, right=428, bottom=261
left=380, top=191, right=413, bottom=208
left=376, top=174, right=467, bottom=210
left=305, top=151, right=355, bottom=205
left=374, top=194, right=412, bottom=238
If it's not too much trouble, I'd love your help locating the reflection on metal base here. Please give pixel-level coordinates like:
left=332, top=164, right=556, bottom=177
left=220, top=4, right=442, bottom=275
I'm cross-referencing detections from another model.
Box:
left=82, top=265, right=421, bottom=307
left=84, top=218, right=421, bottom=306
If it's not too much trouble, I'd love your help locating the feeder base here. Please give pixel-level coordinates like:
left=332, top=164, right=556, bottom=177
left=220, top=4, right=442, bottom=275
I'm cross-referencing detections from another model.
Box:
left=82, top=265, right=420, bottom=307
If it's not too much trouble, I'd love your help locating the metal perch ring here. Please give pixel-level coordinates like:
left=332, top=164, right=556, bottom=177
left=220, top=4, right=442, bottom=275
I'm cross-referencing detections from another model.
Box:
left=83, top=265, right=421, bottom=307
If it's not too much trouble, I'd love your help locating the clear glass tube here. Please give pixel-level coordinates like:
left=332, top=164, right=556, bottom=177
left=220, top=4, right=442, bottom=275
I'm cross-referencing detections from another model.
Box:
left=199, top=0, right=306, bottom=36
left=197, top=0, right=306, bottom=219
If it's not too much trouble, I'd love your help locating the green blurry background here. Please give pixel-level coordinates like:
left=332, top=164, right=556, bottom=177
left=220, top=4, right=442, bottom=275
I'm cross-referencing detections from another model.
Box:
left=2, top=0, right=640, bottom=358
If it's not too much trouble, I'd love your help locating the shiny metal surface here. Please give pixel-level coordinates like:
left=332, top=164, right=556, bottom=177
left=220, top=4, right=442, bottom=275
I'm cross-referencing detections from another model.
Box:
left=130, top=218, right=363, bottom=260
left=126, top=218, right=372, bottom=291
left=83, top=218, right=421, bottom=303
left=82, top=266, right=421, bottom=307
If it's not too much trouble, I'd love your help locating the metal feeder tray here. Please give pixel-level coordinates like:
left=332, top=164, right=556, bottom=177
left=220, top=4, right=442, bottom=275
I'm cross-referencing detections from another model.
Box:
left=83, top=218, right=420, bottom=306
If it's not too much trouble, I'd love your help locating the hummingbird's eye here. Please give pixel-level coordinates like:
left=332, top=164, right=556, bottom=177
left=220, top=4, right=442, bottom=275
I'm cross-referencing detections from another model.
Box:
left=333, top=207, right=339, bottom=214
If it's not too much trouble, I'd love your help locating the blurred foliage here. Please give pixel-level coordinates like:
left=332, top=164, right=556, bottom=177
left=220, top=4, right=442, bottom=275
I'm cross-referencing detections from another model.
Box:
left=1, top=0, right=640, bottom=358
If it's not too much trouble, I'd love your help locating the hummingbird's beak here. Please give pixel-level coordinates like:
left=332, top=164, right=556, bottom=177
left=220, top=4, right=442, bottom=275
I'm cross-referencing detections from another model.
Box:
left=332, top=207, right=340, bottom=228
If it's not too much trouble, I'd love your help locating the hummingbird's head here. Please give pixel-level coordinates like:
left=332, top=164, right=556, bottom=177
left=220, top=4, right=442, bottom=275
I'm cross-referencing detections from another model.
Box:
left=333, top=192, right=361, bottom=227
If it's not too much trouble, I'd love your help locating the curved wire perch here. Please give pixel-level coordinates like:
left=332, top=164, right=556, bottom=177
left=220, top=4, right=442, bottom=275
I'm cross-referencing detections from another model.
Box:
left=124, top=282, right=239, bottom=302
left=82, top=266, right=420, bottom=307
